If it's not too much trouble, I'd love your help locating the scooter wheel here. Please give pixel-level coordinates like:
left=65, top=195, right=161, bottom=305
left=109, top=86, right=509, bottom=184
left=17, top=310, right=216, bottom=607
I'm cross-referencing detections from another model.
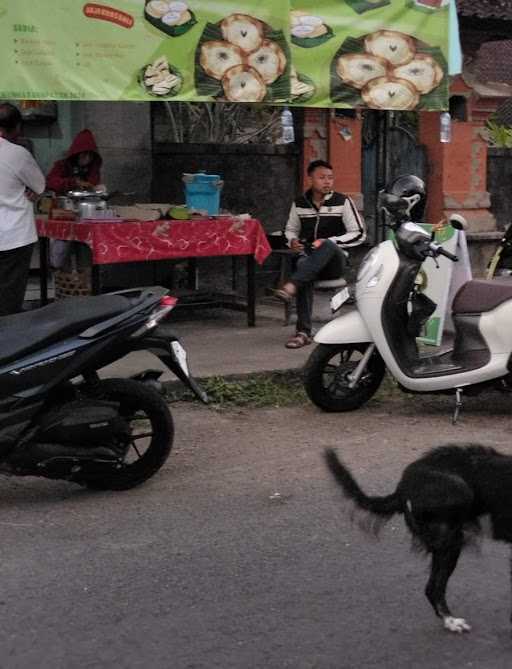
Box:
left=304, top=343, right=385, bottom=412
left=81, top=378, right=174, bottom=490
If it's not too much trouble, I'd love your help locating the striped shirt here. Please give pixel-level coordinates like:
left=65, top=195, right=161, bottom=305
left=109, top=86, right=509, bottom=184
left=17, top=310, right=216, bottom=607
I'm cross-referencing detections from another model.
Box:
left=285, top=190, right=366, bottom=248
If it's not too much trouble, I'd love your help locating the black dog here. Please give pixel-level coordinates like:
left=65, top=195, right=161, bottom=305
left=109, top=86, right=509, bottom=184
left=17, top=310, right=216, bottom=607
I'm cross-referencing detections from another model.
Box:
left=325, top=444, right=512, bottom=633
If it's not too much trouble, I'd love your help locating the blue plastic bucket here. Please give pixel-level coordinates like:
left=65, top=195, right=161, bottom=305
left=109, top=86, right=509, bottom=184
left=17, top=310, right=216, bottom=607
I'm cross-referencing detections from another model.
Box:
left=183, top=173, right=223, bottom=216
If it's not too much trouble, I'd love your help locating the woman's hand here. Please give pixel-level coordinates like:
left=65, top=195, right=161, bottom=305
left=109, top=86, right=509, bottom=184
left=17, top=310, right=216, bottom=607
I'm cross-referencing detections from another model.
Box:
left=75, top=178, right=94, bottom=190
left=290, top=239, right=304, bottom=252
left=312, top=239, right=324, bottom=249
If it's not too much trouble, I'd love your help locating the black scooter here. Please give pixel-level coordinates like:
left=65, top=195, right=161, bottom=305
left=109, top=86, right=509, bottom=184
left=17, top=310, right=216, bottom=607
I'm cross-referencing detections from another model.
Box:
left=0, top=286, right=207, bottom=490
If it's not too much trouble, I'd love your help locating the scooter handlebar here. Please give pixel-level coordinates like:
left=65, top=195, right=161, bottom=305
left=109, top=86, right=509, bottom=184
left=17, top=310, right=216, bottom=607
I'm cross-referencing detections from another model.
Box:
left=437, top=247, right=459, bottom=262
left=428, top=242, right=458, bottom=262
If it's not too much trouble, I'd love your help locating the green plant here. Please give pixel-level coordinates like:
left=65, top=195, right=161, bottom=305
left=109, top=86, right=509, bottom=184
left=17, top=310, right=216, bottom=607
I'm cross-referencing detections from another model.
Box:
left=166, top=369, right=409, bottom=409
left=167, top=372, right=307, bottom=408
left=484, top=119, right=512, bottom=148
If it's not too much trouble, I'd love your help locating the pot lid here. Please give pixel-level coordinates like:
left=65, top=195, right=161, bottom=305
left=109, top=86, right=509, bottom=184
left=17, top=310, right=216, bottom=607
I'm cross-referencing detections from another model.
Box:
left=66, top=189, right=108, bottom=199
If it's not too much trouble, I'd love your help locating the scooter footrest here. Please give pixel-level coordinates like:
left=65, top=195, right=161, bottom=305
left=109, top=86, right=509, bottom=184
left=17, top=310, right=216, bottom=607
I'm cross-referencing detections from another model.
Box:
left=410, top=361, right=462, bottom=375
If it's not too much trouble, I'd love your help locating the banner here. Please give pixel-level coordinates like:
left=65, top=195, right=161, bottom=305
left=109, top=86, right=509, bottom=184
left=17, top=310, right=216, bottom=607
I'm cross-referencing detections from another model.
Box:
left=0, top=1, right=450, bottom=109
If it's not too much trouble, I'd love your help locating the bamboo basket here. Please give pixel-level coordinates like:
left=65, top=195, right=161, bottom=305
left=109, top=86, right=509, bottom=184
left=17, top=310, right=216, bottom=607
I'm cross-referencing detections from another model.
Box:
left=54, top=267, right=92, bottom=299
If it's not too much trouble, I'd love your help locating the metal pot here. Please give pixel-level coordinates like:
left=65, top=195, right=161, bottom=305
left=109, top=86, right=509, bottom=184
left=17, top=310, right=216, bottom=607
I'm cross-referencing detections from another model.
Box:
left=55, top=196, right=74, bottom=210
left=66, top=188, right=109, bottom=201
left=78, top=201, right=107, bottom=219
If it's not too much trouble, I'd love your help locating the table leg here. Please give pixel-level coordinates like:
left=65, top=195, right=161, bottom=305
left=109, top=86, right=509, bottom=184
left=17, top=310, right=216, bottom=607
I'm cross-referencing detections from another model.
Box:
left=91, top=265, right=101, bottom=295
left=39, top=237, right=49, bottom=306
left=247, top=255, right=256, bottom=327
left=232, top=257, right=238, bottom=292
left=187, top=258, right=198, bottom=290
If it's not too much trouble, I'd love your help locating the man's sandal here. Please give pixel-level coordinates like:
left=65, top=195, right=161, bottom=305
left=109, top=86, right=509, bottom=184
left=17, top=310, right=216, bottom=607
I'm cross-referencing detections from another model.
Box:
left=285, top=332, right=312, bottom=349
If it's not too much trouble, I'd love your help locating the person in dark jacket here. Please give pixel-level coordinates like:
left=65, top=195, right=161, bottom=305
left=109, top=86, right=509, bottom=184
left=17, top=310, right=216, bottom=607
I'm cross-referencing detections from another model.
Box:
left=46, top=129, right=102, bottom=194
left=274, top=160, right=366, bottom=349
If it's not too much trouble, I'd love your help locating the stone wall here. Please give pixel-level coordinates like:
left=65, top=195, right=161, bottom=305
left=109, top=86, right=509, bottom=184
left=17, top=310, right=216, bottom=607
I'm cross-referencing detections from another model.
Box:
left=152, top=142, right=300, bottom=233
left=75, top=102, right=153, bottom=203
left=301, top=109, right=329, bottom=184
left=72, top=102, right=154, bottom=287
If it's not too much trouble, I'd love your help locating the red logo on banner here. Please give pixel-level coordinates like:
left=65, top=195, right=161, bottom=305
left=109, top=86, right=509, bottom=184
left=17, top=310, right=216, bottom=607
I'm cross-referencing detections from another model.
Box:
left=83, top=3, right=134, bottom=29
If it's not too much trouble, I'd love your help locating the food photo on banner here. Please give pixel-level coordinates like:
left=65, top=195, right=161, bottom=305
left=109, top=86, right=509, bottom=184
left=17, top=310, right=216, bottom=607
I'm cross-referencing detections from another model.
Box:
left=290, top=0, right=449, bottom=109
left=0, top=0, right=451, bottom=109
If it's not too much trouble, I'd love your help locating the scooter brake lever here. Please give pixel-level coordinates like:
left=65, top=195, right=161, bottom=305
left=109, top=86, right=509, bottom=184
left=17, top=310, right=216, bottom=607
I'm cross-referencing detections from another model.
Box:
left=428, top=242, right=441, bottom=268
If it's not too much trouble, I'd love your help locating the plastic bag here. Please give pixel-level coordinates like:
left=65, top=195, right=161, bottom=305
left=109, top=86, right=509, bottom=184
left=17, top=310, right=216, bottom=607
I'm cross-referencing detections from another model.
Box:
left=49, top=239, right=72, bottom=269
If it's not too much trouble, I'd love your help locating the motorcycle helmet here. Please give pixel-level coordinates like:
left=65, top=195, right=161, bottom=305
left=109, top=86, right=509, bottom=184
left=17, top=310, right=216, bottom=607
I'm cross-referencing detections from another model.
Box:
left=379, top=174, right=426, bottom=224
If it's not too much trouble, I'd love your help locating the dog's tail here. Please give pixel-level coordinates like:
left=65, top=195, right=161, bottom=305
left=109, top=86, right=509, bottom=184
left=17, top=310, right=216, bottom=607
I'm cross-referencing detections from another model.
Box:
left=324, top=449, right=403, bottom=517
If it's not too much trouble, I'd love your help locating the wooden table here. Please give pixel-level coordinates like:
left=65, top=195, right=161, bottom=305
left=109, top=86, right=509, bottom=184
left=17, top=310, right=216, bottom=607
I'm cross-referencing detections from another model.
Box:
left=36, top=216, right=271, bottom=326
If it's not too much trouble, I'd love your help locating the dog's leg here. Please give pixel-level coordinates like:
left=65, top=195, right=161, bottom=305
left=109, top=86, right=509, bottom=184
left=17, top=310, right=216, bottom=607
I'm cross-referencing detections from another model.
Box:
left=425, top=540, right=471, bottom=633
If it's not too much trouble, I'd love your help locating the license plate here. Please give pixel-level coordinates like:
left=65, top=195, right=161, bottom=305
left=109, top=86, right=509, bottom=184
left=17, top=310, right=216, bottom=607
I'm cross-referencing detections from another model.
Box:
left=331, top=287, right=350, bottom=312
left=170, top=341, right=190, bottom=377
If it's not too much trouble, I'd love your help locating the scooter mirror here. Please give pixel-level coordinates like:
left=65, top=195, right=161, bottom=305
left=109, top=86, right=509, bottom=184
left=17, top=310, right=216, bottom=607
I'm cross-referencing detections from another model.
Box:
left=449, top=213, right=468, bottom=231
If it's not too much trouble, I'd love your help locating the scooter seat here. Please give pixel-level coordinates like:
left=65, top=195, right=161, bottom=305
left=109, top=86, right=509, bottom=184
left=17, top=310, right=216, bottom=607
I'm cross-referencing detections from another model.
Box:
left=452, top=279, right=512, bottom=315
left=0, top=295, right=135, bottom=366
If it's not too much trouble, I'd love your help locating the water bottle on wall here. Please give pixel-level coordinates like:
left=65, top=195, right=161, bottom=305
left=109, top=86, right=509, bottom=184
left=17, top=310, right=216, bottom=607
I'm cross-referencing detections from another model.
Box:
left=440, top=112, right=452, bottom=143
left=280, top=107, right=295, bottom=144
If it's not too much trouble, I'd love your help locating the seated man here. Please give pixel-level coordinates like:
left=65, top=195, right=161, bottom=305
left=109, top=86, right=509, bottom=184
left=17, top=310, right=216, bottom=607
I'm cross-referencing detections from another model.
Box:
left=274, top=159, right=366, bottom=349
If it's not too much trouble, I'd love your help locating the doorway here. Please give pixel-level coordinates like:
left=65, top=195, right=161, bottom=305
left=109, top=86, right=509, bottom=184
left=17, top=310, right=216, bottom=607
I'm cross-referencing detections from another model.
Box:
left=362, top=111, right=427, bottom=243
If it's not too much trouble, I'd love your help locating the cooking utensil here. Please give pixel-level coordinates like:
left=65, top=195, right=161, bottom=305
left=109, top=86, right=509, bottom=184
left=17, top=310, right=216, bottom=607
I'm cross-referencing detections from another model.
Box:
left=67, top=189, right=108, bottom=200
left=78, top=201, right=107, bottom=219
left=56, top=196, right=74, bottom=210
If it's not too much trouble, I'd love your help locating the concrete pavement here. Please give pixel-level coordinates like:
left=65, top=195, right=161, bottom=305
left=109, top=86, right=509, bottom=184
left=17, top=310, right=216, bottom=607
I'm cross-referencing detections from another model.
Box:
left=100, top=297, right=335, bottom=382
left=24, top=267, right=342, bottom=382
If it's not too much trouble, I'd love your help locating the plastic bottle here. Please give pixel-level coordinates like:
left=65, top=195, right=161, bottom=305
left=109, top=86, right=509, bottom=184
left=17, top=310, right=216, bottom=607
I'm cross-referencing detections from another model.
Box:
left=280, top=107, right=295, bottom=144
left=440, top=111, right=452, bottom=143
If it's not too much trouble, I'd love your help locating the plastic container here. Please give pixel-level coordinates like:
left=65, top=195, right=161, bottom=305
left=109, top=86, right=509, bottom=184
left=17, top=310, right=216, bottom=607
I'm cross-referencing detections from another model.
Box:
left=440, top=112, right=452, bottom=143
left=183, top=172, right=224, bottom=216
left=280, top=107, right=295, bottom=144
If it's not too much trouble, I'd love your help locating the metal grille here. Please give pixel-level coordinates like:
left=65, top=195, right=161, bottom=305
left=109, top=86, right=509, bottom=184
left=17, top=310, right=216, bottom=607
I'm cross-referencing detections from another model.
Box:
left=496, top=98, right=512, bottom=127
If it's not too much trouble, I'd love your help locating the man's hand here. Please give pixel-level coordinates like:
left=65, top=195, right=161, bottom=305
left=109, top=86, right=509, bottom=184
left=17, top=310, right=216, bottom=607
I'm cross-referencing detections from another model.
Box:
left=25, top=188, right=39, bottom=202
left=312, top=239, right=325, bottom=249
left=290, top=239, right=304, bottom=252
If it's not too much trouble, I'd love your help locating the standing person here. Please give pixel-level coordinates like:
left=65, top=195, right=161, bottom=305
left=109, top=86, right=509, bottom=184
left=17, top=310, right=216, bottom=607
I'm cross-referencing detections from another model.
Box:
left=0, top=102, right=45, bottom=316
left=274, top=160, right=366, bottom=349
left=46, top=128, right=102, bottom=194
